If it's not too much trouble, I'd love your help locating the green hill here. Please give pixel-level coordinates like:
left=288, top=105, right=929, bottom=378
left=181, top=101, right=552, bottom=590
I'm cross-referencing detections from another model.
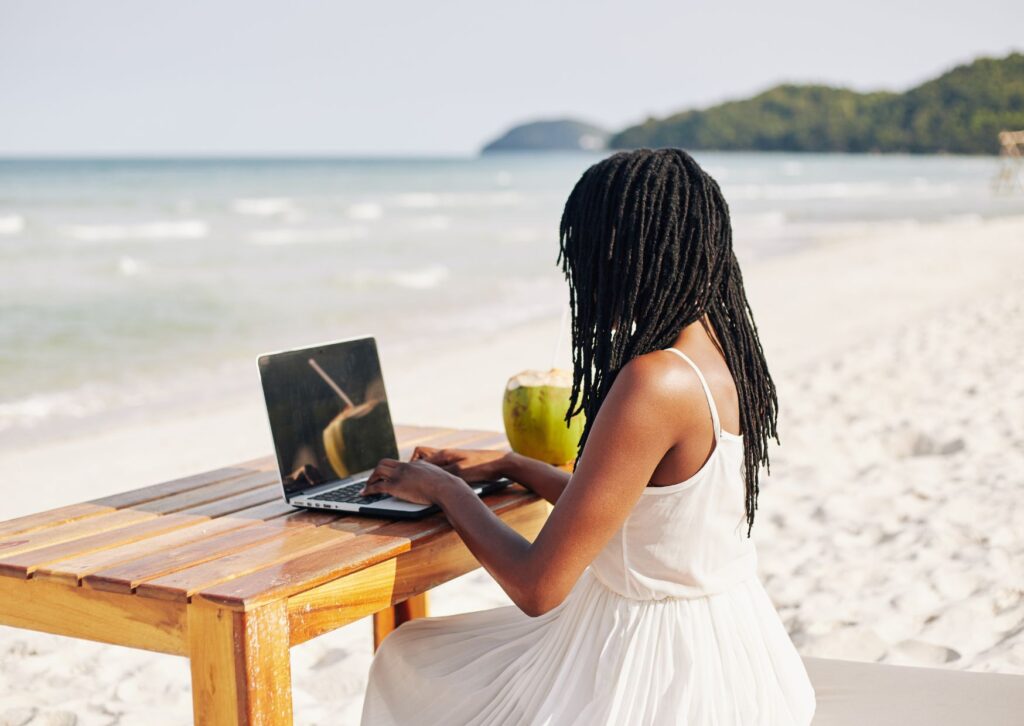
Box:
left=610, top=53, right=1024, bottom=154
left=481, top=119, right=609, bottom=153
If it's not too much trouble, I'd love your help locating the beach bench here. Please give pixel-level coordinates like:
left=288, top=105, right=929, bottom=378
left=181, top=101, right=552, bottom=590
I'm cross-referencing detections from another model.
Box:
left=2, top=423, right=1021, bottom=725
left=806, top=656, right=1024, bottom=725
left=0, top=424, right=549, bottom=725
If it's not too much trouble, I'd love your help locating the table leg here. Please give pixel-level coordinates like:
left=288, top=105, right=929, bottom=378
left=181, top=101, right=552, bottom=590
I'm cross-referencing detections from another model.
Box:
left=188, top=598, right=293, bottom=725
left=372, top=592, right=429, bottom=651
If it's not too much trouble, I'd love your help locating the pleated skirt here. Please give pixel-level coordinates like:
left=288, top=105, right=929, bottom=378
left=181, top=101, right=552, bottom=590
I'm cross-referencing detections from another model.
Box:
left=360, top=568, right=816, bottom=725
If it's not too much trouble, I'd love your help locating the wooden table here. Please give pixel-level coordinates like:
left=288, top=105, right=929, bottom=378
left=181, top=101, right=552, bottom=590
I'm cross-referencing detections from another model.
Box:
left=0, top=424, right=549, bottom=725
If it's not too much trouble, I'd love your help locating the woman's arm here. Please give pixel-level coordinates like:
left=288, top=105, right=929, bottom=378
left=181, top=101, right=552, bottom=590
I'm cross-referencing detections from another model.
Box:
left=363, top=353, right=698, bottom=616
left=500, top=452, right=571, bottom=505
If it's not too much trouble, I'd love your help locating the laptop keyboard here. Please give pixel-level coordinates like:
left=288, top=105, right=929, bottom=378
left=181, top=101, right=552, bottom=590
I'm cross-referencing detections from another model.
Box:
left=309, top=480, right=390, bottom=505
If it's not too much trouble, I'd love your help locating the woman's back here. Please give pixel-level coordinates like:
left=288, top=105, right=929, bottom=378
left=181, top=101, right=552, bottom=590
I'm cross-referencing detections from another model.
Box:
left=590, top=347, right=759, bottom=600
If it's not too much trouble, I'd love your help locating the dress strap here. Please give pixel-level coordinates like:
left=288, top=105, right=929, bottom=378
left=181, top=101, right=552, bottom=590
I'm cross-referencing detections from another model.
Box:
left=663, top=347, right=722, bottom=442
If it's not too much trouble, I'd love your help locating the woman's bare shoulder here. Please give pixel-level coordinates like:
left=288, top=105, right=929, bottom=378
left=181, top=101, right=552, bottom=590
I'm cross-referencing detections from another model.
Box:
left=613, top=350, right=709, bottom=422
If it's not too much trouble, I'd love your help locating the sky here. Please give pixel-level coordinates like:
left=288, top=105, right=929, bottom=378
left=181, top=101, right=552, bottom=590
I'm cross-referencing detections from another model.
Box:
left=1, top=0, right=1021, bottom=156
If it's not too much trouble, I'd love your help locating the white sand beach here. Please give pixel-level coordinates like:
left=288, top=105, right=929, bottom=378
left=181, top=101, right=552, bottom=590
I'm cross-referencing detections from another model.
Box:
left=1, top=216, right=1023, bottom=725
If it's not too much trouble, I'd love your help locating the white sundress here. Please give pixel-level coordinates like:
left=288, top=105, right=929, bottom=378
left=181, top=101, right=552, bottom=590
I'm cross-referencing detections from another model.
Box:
left=361, top=347, right=817, bottom=725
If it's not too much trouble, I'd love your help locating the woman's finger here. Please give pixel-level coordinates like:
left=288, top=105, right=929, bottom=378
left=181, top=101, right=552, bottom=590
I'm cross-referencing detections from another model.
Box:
left=360, top=478, right=390, bottom=496
left=410, top=446, right=437, bottom=461
left=368, top=459, right=396, bottom=483
left=369, top=459, right=399, bottom=480
left=414, top=447, right=457, bottom=465
left=435, top=449, right=458, bottom=466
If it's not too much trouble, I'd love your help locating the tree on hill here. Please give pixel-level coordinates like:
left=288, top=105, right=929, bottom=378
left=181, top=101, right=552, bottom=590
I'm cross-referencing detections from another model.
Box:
left=610, top=53, right=1024, bottom=154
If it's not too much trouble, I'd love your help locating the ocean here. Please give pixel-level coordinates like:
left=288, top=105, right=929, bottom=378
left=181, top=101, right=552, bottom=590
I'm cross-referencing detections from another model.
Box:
left=1, top=152, right=1021, bottom=447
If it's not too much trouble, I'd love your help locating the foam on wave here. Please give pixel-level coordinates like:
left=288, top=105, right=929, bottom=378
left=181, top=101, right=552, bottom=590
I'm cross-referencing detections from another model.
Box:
left=351, top=263, right=450, bottom=290
left=61, top=220, right=209, bottom=242
left=232, top=197, right=300, bottom=217
left=248, top=226, right=369, bottom=245
left=0, top=214, right=26, bottom=235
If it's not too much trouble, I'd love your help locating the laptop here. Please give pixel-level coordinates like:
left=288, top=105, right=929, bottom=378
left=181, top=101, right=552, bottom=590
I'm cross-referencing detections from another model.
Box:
left=257, top=335, right=511, bottom=519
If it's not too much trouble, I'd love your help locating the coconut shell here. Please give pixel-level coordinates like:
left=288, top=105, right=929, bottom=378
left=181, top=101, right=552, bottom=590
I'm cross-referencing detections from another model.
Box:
left=502, top=369, right=585, bottom=466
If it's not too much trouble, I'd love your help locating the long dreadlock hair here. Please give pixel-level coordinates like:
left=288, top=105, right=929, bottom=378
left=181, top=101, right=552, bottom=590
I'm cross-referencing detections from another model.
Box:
left=556, top=148, right=779, bottom=536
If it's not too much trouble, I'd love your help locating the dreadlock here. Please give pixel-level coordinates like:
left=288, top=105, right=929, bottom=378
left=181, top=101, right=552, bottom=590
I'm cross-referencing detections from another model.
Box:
left=556, top=148, right=779, bottom=536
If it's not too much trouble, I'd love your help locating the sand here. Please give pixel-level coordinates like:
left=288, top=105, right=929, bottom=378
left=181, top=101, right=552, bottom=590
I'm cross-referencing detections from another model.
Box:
left=1, top=216, right=1022, bottom=725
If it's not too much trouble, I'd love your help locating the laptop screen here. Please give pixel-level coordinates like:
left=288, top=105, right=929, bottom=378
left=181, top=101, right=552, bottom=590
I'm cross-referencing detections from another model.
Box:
left=258, top=336, right=400, bottom=499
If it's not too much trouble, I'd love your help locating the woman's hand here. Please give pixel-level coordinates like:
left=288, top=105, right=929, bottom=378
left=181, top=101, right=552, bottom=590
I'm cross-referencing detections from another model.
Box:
left=360, top=458, right=464, bottom=505
left=410, top=447, right=509, bottom=483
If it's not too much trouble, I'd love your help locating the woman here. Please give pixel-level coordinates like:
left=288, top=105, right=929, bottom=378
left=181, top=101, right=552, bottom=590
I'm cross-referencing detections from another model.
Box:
left=359, top=148, right=816, bottom=725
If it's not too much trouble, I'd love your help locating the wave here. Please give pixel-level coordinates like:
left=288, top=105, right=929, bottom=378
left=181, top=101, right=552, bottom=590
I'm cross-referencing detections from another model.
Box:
left=733, top=211, right=789, bottom=229
left=61, top=220, right=209, bottom=242
left=409, top=214, right=451, bottom=231
left=232, top=197, right=300, bottom=217
left=396, top=192, right=441, bottom=208
left=0, top=361, right=252, bottom=441
left=781, top=161, right=803, bottom=177
left=499, top=227, right=545, bottom=244
left=117, top=256, right=149, bottom=277
left=0, top=214, right=25, bottom=235
left=248, top=225, right=369, bottom=245
left=724, top=182, right=957, bottom=201
left=348, top=202, right=383, bottom=221
left=0, top=386, right=110, bottom=433
left=351, top=264, right=450, bottom=290
left=394, top=191, right=523, bottom=208
left=942, top=213, right=984, bottom=225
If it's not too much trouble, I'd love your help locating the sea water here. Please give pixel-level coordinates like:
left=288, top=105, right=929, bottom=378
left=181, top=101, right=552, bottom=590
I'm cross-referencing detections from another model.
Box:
left=1, top=152, right=1021, bottom=445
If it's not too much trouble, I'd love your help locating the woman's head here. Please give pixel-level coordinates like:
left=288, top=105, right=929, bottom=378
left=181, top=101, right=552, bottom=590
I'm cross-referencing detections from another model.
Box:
left=557, top=147, right=778, bottom=535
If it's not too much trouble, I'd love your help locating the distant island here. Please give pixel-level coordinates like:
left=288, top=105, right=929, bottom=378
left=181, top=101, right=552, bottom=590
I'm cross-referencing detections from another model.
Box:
left=482, top=53, right=1024, bottom=155
left=481, top=119, right=609, bottom=153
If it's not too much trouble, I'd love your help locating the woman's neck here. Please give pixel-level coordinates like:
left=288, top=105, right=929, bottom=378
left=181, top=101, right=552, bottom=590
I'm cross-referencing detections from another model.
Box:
left=673, top=315, right=723, bottom=356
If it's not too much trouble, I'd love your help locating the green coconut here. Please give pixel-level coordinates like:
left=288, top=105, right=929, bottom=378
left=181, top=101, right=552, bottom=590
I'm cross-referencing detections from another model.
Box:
left=502, top=369, right=585, bottom=466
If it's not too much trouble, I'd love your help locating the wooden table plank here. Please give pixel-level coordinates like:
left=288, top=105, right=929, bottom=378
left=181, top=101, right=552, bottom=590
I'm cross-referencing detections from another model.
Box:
left=84, top=520, right=298, bottom=594
left=132, top=472, right=278, bottom=515
left=404, top=428, right=507, bottom=450
left=35, top=517, right=259, bottom=586
left=0, top=576, right=187, bottom=656
left=313, top=513, right=394, bottom=535
left=90, top=457, right=276, bottom=509
left=134, top=526, right=353, bottom=602
left=393, top=425, right=455, bottom=448
left=0, top=503, right=114, bottom=539
left=0, top=508, right=158, bottom=559
left=394, top=427, right=506, bottom=459
left=0, top=513, right=205, bottom=579
left=392, top=423, right=436, bottom=441
left=230, top=500, right=310, bottom=522
left=196, top=533, right=410, bottom=610
left=180, top=484, right=280, bottom=518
